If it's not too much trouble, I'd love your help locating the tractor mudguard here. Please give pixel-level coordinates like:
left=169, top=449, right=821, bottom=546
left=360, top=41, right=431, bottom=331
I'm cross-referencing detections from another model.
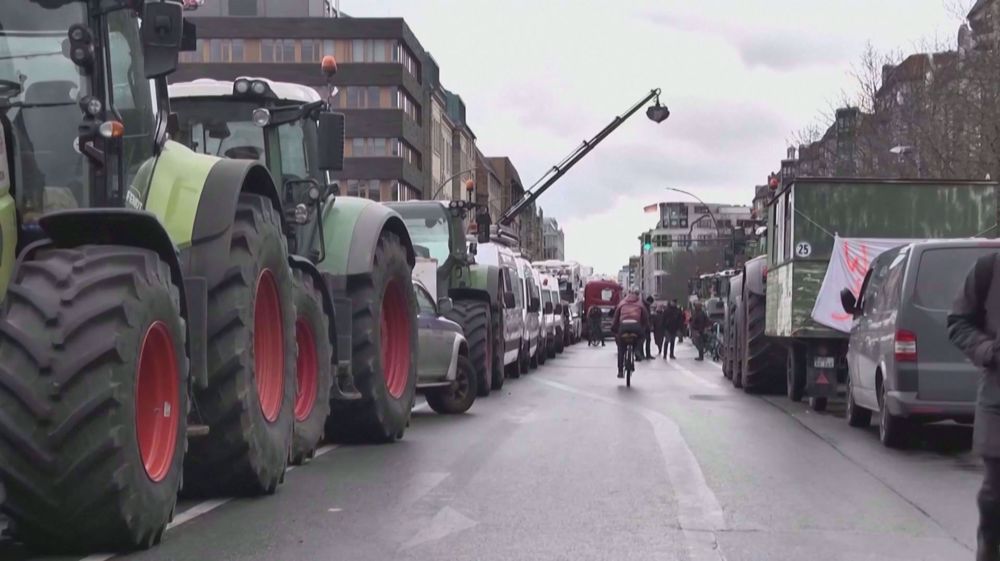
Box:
left=450, top=263, right=500, bottom=307
left=32, top=209, right=207, bottom=388
left=315, top=196, right=415, bottom=278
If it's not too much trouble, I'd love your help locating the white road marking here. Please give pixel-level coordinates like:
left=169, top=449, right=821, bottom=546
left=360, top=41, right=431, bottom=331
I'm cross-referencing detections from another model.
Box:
left=328, top=508, right=343, bottom=513
left=400, top=506, right=478, bottom=550
left=77, top=444, right=342, bottom=561
left=533, top=377, right=727, bottom=561
left=412, top=402, right=431, bottom=413
left=398, top=472, right=450, bottom=508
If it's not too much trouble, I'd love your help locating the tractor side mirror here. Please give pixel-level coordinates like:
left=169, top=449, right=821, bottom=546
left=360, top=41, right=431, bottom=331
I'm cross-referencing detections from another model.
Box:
left=544, top=302, right=553, bottom=315
left=317, top=112, right=345, bottom=171
left=840, top=288, right=859, bottom=317
left=141, top=1, right=184, bottom=78
left=503, top=292, right=515, bottom=309
left=437, top=297, right=453, bottom=316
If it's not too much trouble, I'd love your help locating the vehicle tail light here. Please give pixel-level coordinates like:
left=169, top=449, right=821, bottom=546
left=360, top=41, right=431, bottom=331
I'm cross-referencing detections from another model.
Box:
left=894, top=330, right=917, bottom=362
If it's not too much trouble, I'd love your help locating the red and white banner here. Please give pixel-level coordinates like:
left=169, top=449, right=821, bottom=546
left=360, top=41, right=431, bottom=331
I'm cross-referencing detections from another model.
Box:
left=811, top=236, right=919, bottom=333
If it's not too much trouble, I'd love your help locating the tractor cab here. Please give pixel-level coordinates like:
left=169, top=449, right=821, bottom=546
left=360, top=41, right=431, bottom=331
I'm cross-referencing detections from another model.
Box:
left=0, top=0, right=190, bottom=232
left=388, top=199, right=475, bottom=300
left=169, top=76, right=346, bottom=260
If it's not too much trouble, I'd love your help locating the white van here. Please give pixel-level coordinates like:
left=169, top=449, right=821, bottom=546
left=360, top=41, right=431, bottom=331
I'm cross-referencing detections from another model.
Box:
left=540, top=274, right=560, bottom=359
left=515, top=257, right=542, bottom=369
left=475, top=243, right=526, bottom=378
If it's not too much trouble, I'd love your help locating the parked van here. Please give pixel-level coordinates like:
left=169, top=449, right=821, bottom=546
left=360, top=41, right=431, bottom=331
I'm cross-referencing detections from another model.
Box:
left=475, top=243, right=526, bottom=379
left=516, top=257, right=542, bottom=369
left=840, top=239, right=1000, bottom=447
left=540, top=274, right=559, bottom=358
left=542, top=275, right=564, bottom=357
left=530, top=268, right=549, bottom=365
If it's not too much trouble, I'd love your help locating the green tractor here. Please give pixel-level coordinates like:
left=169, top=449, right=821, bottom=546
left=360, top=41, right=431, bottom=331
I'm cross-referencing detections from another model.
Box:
left=387, top=199, right=505, bottom=396
left=167, top=73, right=419, bottom=454
left=0, top=1, right=412, bottom=553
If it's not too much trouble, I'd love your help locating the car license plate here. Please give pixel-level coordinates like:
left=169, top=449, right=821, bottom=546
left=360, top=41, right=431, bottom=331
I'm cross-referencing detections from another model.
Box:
left=814, top=356, right=835, bottom=369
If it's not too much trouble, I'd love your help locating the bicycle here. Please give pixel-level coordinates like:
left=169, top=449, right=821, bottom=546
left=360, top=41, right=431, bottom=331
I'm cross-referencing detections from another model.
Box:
left=620, top=332, right=638, bottom=387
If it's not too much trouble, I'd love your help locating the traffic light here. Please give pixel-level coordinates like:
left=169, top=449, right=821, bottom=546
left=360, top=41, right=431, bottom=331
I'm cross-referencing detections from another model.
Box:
left=642, top=233, right=652, bottom=252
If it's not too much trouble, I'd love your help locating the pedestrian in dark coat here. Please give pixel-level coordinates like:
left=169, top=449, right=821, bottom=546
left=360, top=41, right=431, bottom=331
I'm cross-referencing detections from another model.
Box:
left=641, top=295, right=654, bottom=360
left=948, top=253, right=1000, bottom=561
left=664, top=300, right=683, bottom=359
left=652, top=305, right=667, bottom=357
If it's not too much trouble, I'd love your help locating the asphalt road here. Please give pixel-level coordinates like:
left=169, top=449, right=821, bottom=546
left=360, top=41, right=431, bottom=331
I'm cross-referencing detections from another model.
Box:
left=0, top=339, right=982, bottom=561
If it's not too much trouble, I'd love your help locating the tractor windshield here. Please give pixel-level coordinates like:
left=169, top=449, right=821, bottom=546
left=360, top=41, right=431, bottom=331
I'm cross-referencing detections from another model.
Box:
left=172, top=99, right=268, bottom=164
left=398, top=204, right=453, bottom=265
left=0, top=1, right=90, bottom=217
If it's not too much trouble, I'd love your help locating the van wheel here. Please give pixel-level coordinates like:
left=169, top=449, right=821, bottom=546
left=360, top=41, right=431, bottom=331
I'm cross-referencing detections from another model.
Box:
left=426, top=356, right=477, bottom=414
left=846, top=374, right=872, bottom=427
left=879, top=383, right=909, bottom=448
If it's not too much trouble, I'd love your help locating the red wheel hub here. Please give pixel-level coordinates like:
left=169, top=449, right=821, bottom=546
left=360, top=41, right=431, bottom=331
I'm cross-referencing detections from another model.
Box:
left=254, top=270, right=284, bottom=423
left=380, top=280, right=411, bottom=399
left=294, top=319, right=318, bottom=421
left=135, top=321, right=179, bottom=483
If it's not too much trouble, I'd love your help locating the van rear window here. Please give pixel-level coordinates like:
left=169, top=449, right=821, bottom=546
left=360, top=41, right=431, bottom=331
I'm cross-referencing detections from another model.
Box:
left=914, top=247, right=1000, bottom=310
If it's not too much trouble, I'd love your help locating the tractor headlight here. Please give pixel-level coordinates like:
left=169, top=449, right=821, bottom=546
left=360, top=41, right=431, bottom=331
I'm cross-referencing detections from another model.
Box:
left=234, top=79, right=251, bottom=96
left=251, top=80, right=268, bottom=96
left=252, top=108, right=271, bottom=127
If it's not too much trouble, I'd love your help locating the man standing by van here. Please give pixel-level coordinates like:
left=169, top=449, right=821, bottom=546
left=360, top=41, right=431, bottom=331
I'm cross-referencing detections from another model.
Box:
left=948, top=254, right=1000, bottom=561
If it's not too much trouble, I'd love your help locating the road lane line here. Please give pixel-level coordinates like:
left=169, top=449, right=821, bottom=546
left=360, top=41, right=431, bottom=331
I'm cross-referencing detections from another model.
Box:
left=670, top=362, right=721, bottom=391
left=532, top=377, right=727, bottom=561
left=412, top=402, right=430, bottom=413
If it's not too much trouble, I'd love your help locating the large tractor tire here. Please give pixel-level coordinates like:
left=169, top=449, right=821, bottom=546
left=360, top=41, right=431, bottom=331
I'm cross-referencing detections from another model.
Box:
left=185, top=194, right=295, bottom=497
left=741, top=292, right=783, bottom=393
left=327, top=231, right=417, bottom=443
left=426, top=355, right=478, bottom=414
left=0, top=246, right=187, bottom=552
left=446, top=300, right=492, bottom=397
left=290, top=270, right=334, bottom=464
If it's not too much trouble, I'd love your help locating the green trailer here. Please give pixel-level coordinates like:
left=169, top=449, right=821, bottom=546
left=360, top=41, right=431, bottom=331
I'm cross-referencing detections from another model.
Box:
left=765, top=177, right=999, bottom=410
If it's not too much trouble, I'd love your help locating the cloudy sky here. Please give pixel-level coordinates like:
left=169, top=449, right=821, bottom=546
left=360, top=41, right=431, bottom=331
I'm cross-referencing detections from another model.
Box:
left=349, top=0, right=970, bottom=275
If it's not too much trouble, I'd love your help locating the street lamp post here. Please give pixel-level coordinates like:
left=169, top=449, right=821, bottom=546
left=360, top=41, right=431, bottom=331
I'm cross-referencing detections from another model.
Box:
left=430, top=168, right=478, bottom=201
left=664, top=187, right=721, bottom=233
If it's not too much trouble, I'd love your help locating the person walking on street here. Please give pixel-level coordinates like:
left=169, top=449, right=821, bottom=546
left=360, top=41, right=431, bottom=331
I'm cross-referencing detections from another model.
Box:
left=664, top=300, right=683, bottom=359
left=652, top=304, right=667, bottom=358
left=948, top=253, right=1000, bottom=561
left=612, top=288, right=650, bottom=378
left=689, top=302, right=710, bottom=361
left=641, top=295, right=654, bottom=360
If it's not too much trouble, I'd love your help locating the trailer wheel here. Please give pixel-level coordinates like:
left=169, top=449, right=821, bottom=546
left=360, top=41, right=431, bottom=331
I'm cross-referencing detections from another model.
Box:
left=0, top=246, right=187, bottom=552
left=445, top=300, right=492, bottom=397
left=185, top=194, right=295, bottom=496
left=327, top=232, right=417, bottom=443
left=290, top=270, right=333, bottom=464
left=426, top=355, right=478, bottom=414
left=741, top=292, right=782, bottom=393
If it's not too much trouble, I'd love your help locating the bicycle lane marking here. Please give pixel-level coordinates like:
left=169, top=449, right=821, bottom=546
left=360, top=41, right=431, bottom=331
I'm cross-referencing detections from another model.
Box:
left=532, top=377, right=727, bottom=561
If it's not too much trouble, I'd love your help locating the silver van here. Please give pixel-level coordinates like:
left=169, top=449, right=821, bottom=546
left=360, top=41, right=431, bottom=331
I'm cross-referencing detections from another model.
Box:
left=840, top=240, right=1000, bottom=447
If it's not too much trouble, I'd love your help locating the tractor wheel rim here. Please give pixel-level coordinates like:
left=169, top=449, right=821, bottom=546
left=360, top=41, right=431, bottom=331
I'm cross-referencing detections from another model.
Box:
left=294, top=319, right=318, bottom=421
left=135, top=321, right=179, bottom=483
left=254, top=270, right=284, bottom=423
left=380, top=279, right=411, bottom=399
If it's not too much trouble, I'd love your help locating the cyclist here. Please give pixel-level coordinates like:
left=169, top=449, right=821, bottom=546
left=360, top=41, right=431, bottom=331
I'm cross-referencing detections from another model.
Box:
left=611, top=288, right=650, bottom=379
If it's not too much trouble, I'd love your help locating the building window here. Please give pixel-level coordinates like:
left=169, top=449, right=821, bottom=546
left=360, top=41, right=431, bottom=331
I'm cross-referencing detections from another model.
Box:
left=301, top=40, right=318, bottom=63
left=228, top=0, right=257, bottom=16
left=372, top=39, right=387, bottom=62
left=231, top=39, right=244, bottom=62
left=283, top=39, right=296, bottom=62
left=352, top=39, right=365, bottom=62
left=261, top=39, right=275, bottom=62
left=367, top=86, right=380, bottom=108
